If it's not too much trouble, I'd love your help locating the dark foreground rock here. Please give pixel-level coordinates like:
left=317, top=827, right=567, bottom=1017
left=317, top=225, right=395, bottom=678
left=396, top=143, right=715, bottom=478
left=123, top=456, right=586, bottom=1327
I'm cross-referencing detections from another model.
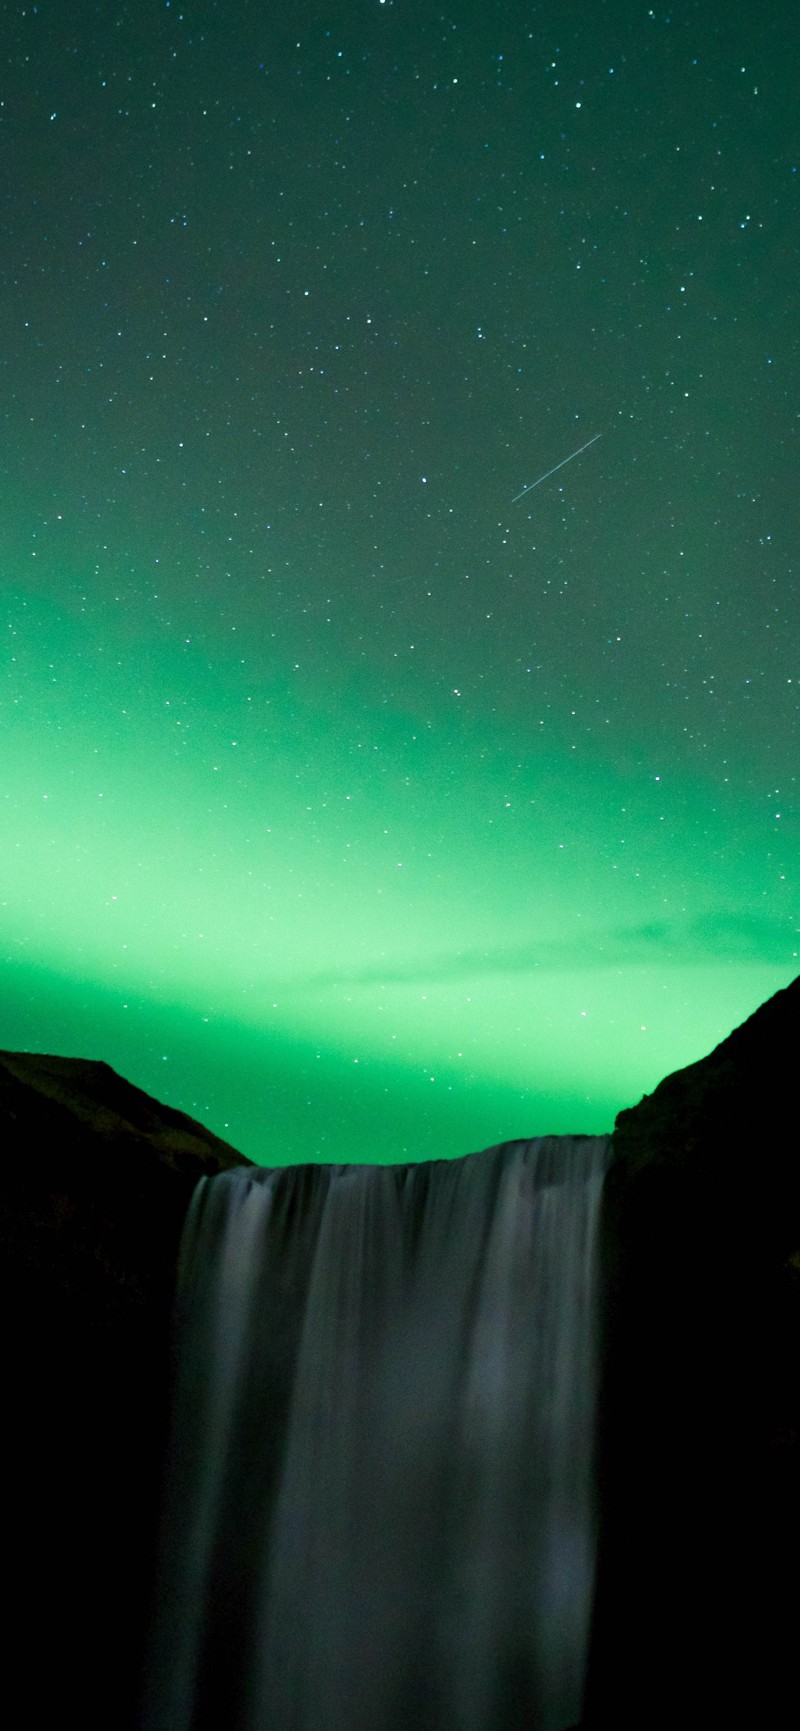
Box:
left=3, top=974, right=798, bottom=1730
left=0, top=1052, right=249, bottom=1731
left=585, top=974, right=800, bottom=1728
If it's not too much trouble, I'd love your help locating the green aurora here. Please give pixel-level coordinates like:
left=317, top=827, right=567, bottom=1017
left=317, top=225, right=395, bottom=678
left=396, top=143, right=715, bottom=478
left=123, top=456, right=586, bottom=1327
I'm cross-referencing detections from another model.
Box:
left=2, top=0, right=797, bottom=1162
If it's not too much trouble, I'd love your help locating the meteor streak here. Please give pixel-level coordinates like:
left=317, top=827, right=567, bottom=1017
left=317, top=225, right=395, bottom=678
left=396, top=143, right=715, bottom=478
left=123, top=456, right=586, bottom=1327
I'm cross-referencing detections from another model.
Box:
left=512, top=432, right=602, bottom=502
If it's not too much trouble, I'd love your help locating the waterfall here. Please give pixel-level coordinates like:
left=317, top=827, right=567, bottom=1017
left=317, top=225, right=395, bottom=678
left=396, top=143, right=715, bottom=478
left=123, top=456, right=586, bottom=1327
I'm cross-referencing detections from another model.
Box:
left=144, top=1135, right=609, bottom=1731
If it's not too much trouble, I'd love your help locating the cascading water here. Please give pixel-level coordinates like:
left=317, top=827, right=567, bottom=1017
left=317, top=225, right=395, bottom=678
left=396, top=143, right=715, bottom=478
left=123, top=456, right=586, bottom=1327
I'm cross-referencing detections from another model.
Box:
left=144, top=1135, right=609, bottom=1731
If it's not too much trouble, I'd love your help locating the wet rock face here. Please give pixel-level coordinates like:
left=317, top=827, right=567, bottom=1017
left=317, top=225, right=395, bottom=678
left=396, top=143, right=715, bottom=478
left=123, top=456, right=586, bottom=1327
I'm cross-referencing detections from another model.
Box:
left=586, top=975, right=800, bottom=1730
left=0, top=1052, right=250, bottom=1731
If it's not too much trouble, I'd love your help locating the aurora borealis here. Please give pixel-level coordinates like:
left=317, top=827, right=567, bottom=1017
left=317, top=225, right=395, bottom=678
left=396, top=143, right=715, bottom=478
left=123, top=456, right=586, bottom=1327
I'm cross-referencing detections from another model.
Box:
left=2, top=0, right=797, bottom=1164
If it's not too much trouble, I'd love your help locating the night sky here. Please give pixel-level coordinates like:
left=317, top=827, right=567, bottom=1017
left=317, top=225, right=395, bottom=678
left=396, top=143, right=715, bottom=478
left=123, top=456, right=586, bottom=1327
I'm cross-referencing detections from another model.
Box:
left=2, top=0, right=798, bottom=1164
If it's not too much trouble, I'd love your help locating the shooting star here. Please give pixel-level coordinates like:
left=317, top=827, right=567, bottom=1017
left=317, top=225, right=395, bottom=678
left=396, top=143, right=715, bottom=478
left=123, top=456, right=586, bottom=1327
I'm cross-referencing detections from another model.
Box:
left=512, top=432, right=602, bottom=503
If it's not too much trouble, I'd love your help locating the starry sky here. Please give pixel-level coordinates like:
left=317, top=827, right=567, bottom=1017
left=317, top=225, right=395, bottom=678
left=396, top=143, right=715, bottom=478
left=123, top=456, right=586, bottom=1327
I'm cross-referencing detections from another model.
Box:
left=2, top=0, right=798, bottom=1165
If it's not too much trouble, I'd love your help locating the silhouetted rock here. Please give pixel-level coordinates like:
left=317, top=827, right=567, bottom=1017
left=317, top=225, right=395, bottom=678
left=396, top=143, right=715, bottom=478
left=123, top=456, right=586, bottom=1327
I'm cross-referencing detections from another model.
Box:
left=0, top=1052, right=249, bottom=1731
left=586, top=974, right=800, bottom=1728
left=4, top=973, right=798, bottom=1730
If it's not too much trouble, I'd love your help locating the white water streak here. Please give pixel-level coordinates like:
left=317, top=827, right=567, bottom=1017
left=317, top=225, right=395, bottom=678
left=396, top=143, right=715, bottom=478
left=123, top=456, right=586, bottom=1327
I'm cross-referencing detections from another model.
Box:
left=145, top=1138, right=609, bottom=1731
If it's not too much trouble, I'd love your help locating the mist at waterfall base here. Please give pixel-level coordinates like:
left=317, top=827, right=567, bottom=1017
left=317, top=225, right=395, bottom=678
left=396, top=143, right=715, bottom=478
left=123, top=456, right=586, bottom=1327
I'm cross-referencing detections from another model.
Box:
left=147, top=1135, right=608, bottom=1731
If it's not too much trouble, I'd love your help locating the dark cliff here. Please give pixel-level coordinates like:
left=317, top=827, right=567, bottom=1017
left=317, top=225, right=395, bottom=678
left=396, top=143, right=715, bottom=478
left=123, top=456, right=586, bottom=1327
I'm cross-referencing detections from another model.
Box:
left=0, top=1052, right=249, bottom=1731
left=3, top=975, right=798, bottom=1729
left=586, top=974, right=800, bottom=1728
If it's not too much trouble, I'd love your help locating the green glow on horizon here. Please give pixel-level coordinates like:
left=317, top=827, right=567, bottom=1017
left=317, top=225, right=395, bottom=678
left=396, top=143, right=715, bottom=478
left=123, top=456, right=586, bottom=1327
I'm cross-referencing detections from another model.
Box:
left=2, top=589, right=796, bottom=1163
left=2, top=3, right=798, bottom=1161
